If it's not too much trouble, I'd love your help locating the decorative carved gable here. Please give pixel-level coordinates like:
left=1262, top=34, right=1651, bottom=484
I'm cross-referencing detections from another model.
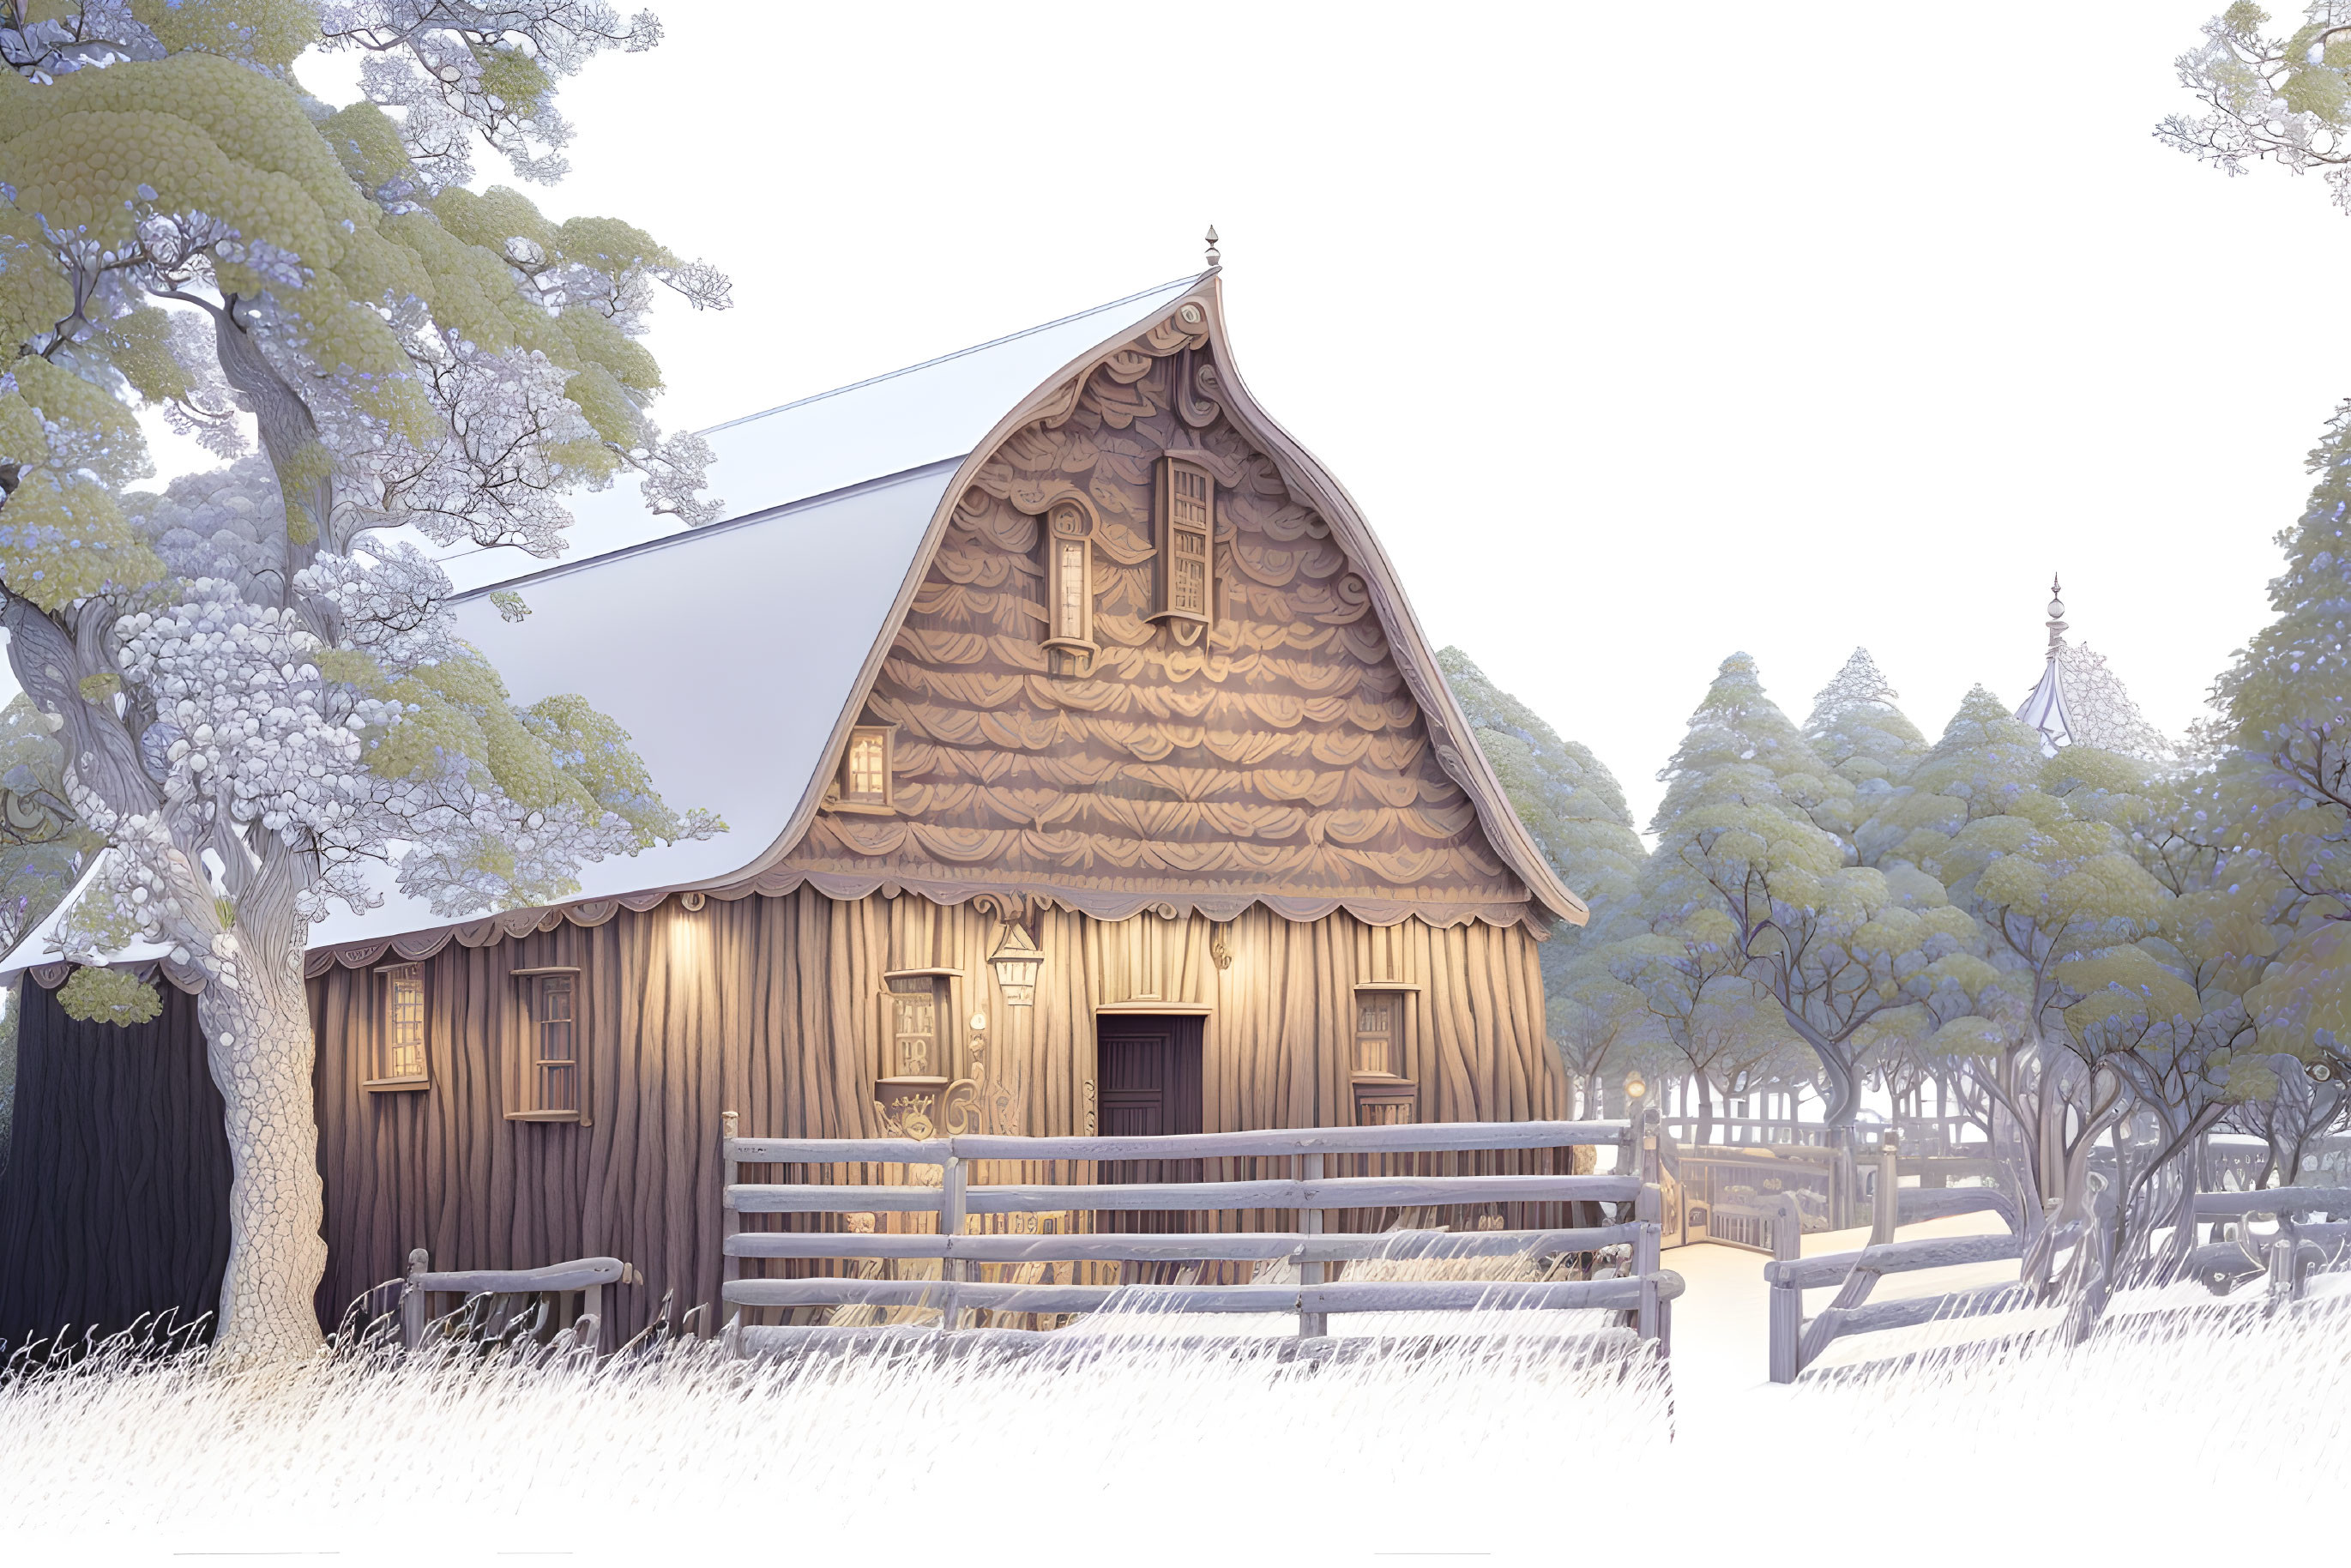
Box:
left=782, top=314, right=1538, bottom=930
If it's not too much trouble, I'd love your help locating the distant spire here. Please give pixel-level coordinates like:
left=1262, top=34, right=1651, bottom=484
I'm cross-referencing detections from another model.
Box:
left=2044, top=573, right=2068, bottom=660
left=1205, top=225, right=1221, bottom=267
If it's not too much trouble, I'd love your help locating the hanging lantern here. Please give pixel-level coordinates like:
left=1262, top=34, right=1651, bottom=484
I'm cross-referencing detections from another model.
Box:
left=988, top=921, right=1043, bottom=1008
left=1622, top=1070, right=1647, bottom=1103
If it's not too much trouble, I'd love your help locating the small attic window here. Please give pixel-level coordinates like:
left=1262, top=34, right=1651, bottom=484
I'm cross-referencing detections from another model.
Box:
left=1153, top=456, right=1215, bottom=636
left=1040, top=499, right=1097, bottom=677
left=837, top=725, right=895, bottom=810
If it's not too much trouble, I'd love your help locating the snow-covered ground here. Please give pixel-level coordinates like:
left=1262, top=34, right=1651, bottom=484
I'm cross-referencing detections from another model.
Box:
left=3, top=1237, right=2344, bottom=1566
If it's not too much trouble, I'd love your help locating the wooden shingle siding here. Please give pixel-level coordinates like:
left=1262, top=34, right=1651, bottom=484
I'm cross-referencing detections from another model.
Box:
left=787, top=338, right=1537, bottom=930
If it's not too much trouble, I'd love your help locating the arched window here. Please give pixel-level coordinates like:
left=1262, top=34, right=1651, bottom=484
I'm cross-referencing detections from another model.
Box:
left=1041, top=498, right=1097, bottom=677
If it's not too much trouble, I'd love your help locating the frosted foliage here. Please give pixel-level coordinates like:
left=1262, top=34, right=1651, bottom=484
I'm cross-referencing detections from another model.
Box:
left=1805, top=646, right=1926, bottom=784
left=2053, top=643, right=2178, bottom=763
left=297, top=544, right=455, bottom=673
left=158, top=312, right=248, bottom=458
left=2161, top=3, right=2351, bottom=213
left=321, top=2, right=664, bottom=185
left=125, top=458, right=287, bottom=601
left=0, top=1, right=161, bottom=78
left=354, top=336, right=600, bottom=555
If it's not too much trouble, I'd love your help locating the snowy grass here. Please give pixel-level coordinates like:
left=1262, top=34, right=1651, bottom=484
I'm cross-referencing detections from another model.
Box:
left=2, top=1296, right=2345, bottom=1565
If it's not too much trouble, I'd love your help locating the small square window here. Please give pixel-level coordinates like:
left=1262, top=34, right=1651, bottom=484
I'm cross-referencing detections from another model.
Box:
left=837, top=725, right=894, bottom=809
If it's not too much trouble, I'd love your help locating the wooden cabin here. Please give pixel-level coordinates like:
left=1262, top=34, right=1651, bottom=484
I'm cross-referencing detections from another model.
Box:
left=0, top=271, right=1585, bottom=1343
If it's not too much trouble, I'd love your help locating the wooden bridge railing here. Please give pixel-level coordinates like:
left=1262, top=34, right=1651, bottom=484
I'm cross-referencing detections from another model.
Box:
left=719, top=1114, right=1680, bottom=1356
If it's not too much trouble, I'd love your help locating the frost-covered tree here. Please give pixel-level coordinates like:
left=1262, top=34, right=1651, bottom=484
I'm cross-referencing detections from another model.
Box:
left=2161, top=3, right=2351, bottom=211
left=1804, top=647, right=1926, bottom=799
left=0, top=3, right=725, bottom=1360
left=1439, top=648, right=1644, bottom=944
left=1643, top=654, right=1973, bottom=1130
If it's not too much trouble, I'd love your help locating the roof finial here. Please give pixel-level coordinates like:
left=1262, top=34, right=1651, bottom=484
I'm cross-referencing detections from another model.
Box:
left=2044, top=572, right=2068, bottom=659
left=1204, top=225, right=1220, bottom=268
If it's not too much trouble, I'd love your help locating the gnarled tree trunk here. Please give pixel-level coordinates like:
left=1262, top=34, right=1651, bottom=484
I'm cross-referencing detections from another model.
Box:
left=193, top=948, right=327, bottom=1361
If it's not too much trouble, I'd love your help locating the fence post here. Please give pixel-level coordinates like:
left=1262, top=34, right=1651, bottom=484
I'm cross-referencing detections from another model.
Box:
left=720, top=1110, right=739, bottom=1338
left=1871, top=1132, right=1899, bottom=1245
left=1632, top=1208, right=1661, bottom=1343
left=2267, top=1235, right=2295, bottom=1312
left=401, top=1247, right=428, bottom=1349
left=938, top=1150, right=968, bottom=1331
left=1768, top=1194, right=1801, bottom=1383
left=1299, top=1151, right=1327, bottom=1339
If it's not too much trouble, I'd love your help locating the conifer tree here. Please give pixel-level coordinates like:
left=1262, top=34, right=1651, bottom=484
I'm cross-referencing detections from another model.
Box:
left=1440, top=648, right=1653, bottom=1111
left=1643, top=654, right=1973, bottom=1130
left=1804, top=647, right=1927, bottom=799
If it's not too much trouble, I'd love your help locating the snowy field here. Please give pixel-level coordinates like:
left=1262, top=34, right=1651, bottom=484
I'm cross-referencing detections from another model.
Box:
left=2, top=1240, right=2345, bottom=1566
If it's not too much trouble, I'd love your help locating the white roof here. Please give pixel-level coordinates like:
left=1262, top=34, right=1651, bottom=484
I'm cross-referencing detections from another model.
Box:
left=2, top=277, right=1204, bottom=976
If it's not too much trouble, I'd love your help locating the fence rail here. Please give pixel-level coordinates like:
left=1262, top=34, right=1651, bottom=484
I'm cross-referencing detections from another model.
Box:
left=718, top=1112, right=1679, bottom=1354
left=398, top=1249, right=637, bottom=1351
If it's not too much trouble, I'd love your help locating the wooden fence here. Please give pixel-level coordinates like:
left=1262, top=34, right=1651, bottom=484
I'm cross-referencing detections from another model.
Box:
left=718, top=1115, right=1681, bottom=1359
left=398, top=1249, right=638, bottom=1351
left=1765, top=1144, right=2029, bottom=1384
left=2185, top=1187, right=2351, bottom=1302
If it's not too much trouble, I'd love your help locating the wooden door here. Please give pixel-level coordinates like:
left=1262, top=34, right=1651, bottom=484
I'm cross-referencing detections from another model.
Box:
left=1095, top=1015, right=1203, bottom=1237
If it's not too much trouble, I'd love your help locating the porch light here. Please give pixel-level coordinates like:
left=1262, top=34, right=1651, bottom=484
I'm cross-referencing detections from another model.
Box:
left=988, top=921, right=1043, bottom=1008
left=1622, top=1070, right=1647, bottom=1103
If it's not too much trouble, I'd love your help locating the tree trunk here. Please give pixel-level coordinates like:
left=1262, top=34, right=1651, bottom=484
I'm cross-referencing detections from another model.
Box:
left=1693, top=1073, right=1714, bottom=1146
left=195, top=963, right=327, bottom=1361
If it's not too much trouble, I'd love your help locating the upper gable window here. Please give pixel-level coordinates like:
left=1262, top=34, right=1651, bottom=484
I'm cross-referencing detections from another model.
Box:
left=834, top=724, right=895, bottom=811
left=1041, top=499, right=1097, bottom=677
left=1153, top=456, right=1215, bottom=636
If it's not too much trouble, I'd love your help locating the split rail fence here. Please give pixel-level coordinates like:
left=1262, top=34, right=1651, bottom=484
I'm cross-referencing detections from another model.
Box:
left=718, top=1114, right=1681, bottom=1359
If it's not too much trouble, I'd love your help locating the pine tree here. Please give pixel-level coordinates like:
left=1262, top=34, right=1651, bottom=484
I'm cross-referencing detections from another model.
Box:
left=1804, top=647, right=1927, bottom=795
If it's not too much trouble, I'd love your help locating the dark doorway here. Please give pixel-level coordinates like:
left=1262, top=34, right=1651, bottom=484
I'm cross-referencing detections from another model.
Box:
left=1094, top=1014, right=1204, bottom=1238
left=1096, top=1013, right=1203, bottom=1137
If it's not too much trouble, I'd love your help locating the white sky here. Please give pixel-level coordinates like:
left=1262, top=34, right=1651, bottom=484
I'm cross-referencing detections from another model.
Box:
left=126, top=3, right=2351, bottom=833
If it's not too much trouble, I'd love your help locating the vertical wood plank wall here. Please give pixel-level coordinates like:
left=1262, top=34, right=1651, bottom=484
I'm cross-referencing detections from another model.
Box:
left=298, top=888, right=1558, bottom=1337
left=0, top=982, right=231, bottom=1349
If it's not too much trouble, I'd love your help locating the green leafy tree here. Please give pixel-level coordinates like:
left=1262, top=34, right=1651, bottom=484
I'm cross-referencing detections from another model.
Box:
left=0, top=3, right=726, bottom=1360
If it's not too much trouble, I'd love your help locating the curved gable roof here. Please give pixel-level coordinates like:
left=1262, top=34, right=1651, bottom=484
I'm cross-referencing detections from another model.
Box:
left=1, top=273, right=1579, bottom=982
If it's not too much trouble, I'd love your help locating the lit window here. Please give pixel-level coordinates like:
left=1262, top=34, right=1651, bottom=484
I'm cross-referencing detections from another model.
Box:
left=367, top=962, right=429, bottom=1090
left=1153, top=457, right=1215, bottom=630
left=837, top=725, right=893, bottom=808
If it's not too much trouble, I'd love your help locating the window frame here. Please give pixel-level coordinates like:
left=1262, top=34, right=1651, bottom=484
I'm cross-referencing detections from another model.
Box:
left=1040, top=498, right=1098, bottom=676
left=877, top=967, right=959, bottom=1089
left=507, top=965, right=589, bottom=1124
left=1151, top=455, right=1215, bottom=635
left=830, top=722, right=899, bottom=814
left=365, top=960, right=431, bottom=1093
left=1349, top=982, right=1419, bottom=1125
